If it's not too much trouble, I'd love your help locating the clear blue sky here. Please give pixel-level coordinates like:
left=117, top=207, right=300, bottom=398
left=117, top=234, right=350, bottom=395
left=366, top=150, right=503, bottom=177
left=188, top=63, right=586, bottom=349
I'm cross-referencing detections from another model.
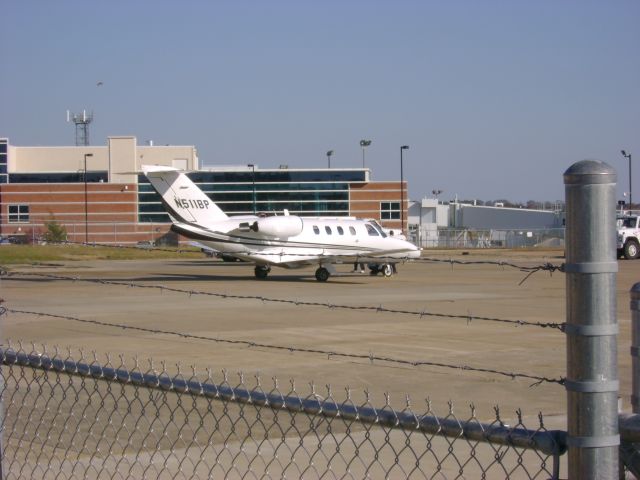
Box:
left=2, top=0, right=638, bottom=203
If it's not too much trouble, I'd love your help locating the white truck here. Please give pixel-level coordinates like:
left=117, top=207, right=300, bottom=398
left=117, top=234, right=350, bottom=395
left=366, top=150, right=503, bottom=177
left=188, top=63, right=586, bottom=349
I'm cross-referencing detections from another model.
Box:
left=617, top=215, right=640, bottom=260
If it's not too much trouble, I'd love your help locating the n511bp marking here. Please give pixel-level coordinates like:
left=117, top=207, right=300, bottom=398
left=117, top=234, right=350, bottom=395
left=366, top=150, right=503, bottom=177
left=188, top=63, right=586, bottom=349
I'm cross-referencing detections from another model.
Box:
left=174, top=198, right=210, bottom=209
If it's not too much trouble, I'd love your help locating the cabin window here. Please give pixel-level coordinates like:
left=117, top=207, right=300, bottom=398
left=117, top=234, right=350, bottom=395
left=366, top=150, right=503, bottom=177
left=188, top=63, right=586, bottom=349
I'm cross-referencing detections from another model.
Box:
left=337, top=226, right=344, bottom=235
left=325, top=226, right=332, bottom=235
left=365, top=224, right=379, bottom=236
left=313, top=225, right=320, bottom=234
left=380, top=201, right=400, bottom=220
left=349, top=226, right=356, bottom=235
left=8, top=204, right=29, bottom=223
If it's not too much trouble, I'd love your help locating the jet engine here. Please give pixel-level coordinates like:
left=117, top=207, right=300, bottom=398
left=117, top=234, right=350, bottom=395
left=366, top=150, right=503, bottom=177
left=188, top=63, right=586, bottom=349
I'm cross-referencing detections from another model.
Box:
left=250, top=216, right=304, bottom=237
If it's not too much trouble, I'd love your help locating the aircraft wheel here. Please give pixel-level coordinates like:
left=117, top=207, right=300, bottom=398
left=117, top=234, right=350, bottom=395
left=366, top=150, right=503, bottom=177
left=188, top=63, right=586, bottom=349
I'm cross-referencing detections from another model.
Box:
left=381, top=264, right=393, bottom=277
left=315, top=267, right=330, bottom=282
left=254, top=266, right=270, bottom=279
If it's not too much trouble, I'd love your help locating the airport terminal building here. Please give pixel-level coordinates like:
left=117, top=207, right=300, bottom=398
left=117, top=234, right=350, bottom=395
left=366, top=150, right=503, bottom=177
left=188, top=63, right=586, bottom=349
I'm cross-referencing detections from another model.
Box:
left=0, top=137, right=406, bottom=245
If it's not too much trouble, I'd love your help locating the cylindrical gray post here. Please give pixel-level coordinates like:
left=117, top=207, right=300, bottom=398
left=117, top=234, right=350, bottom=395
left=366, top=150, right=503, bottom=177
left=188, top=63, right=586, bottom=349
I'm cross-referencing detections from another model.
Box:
left=632, top=283, right=640, bottom=414
left=564, top=160, right=619, bottom=479
left=0, top=309, right=4, bottom=480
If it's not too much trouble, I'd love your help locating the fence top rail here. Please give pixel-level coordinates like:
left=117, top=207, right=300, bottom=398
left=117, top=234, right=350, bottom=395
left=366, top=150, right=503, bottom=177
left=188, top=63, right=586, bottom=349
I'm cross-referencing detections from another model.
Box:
left=0, top=345, right=566, bottom=456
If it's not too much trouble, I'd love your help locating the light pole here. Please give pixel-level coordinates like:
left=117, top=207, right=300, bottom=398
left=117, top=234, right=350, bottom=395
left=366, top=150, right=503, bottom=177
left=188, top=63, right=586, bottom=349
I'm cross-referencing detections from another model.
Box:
left=248, top=164, right=256, bottom=214
left=400, top=145, right=409, bottom=235
left=326, top=150, right=334, bottom=168
left=83, top=153, right=93, bottom=243
left=622, top=150, right=632, bottom=207
left=360, top=139, right=371, bottom=168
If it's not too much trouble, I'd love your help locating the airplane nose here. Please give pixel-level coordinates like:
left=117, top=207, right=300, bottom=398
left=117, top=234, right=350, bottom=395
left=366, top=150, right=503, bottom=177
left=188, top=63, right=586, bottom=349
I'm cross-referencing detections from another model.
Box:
left=400, top=240, right=421, bottom=259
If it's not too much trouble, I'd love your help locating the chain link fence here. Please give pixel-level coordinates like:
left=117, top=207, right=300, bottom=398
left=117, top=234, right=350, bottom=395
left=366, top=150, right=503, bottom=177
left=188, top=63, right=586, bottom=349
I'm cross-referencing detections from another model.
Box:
left=0, top=221, right=174, bottom=246
left=3, top=222, right=567, bottom=250
left=0, top=344, right=565, bottom=479
left=413, top=228, right=565, bottom=250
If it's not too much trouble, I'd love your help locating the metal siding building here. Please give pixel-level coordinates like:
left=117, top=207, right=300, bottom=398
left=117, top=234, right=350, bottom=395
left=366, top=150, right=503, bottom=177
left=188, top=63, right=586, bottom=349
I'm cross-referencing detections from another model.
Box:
left=451, top=204, right=562, bottom=229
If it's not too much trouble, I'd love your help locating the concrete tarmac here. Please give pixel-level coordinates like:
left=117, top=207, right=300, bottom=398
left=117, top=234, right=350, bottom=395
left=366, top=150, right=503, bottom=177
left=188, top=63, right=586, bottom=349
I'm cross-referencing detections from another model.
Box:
left=2, top=249, right=638, bottom=427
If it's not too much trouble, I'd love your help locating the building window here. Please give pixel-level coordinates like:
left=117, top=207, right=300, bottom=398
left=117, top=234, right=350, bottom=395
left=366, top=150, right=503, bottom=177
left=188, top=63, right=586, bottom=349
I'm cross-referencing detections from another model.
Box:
left=8, top=204, right=29, bottom=223
left=380, top=202, right=400, bottom=220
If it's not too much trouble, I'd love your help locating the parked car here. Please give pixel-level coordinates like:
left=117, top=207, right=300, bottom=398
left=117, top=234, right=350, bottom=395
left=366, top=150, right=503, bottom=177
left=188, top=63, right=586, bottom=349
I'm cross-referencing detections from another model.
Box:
left=7, top=235, right=28, bottom=244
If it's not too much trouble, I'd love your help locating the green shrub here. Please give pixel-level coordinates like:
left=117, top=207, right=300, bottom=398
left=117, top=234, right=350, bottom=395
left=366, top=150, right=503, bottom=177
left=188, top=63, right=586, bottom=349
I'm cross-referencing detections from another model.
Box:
left=42, top=219, right=67, bottom=243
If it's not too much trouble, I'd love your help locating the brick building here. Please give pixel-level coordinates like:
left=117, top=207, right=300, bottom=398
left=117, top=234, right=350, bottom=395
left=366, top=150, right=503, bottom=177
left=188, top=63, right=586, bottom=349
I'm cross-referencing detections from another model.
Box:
left=0, top=137, right=407, bottom=245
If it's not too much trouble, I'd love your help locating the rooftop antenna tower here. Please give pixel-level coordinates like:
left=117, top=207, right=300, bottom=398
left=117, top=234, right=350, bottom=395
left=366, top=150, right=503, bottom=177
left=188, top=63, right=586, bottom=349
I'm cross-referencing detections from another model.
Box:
left=67, top=110, right=93, bottom=146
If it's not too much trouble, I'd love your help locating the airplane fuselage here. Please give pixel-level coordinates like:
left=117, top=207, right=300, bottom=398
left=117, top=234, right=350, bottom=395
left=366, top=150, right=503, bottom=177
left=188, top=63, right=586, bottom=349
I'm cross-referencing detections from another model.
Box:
left=172, top=215, right=420, bottom=268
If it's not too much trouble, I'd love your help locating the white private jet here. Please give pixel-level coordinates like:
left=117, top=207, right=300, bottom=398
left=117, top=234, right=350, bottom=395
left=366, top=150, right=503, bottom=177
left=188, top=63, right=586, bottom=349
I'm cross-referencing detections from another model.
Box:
left=142, top=165, right=421, bottom=282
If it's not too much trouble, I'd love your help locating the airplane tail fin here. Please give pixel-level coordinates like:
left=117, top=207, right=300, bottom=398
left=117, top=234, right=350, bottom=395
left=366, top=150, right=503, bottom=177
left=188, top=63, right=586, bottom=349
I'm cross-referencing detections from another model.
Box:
left=141, top=165, right=228, bottom=225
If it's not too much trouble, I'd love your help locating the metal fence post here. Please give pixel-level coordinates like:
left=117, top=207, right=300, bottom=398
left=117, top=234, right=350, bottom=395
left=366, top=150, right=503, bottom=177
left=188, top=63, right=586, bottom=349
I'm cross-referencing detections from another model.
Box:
left=632, top=283, right=640, bottom=414
left=0, top=307, right=4, bottom=480
left=564, top=160, right=619, bottom=479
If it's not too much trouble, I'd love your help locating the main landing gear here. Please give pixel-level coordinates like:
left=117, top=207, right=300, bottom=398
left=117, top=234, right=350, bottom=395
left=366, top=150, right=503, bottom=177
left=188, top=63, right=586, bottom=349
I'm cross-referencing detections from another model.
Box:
left=315, top=267, right=330, bottom=282
left=314, top=264, right=336, bottom=282
left=254, top=265, right=271, bottom=279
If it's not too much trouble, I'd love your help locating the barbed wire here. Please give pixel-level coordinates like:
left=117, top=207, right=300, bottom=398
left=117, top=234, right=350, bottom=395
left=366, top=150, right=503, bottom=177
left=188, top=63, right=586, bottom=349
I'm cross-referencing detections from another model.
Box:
left=49, top=240, right=194, bottom=254
left=0, top=268, right=565, bottom=331
left=0, top=305, right=565, bottom=387
left=43, top=241, right=565, bottom=279
left=415, top=257, right=563, bottom=285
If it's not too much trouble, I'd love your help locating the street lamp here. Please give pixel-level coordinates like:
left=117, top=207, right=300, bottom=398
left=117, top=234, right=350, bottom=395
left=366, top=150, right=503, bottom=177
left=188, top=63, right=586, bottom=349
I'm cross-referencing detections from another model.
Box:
left=83, top=153, right=93, bottom=243
left=326, top=150, right=334, bottom=168
left=248, top=164, right=256, bottom=214
left=400, top=145, right=409, bottom=235
left=621, top=150, right=632, bottom=207
left=359, top=140, right=371, bottom=168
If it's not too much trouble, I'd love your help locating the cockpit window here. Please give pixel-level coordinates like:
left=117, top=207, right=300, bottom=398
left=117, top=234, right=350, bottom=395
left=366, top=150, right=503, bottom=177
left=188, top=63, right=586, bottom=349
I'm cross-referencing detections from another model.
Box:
left=370, top=222, right=387, bottom=238
left=365, top=224, right=379, bottom=236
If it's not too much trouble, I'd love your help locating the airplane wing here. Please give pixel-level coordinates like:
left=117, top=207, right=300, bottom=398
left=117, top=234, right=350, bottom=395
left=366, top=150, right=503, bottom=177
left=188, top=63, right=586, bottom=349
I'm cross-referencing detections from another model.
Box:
left=238, top=248, right=330, bottom=268
left=236, top=246, right=415, bottom=269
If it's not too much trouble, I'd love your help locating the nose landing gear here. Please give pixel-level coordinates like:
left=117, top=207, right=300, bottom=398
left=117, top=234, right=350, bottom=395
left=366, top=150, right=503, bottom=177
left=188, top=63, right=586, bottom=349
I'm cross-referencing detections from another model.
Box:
left=254, top=265, right=271, bottom=279
left=369, top=263, right=395, bottom=277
